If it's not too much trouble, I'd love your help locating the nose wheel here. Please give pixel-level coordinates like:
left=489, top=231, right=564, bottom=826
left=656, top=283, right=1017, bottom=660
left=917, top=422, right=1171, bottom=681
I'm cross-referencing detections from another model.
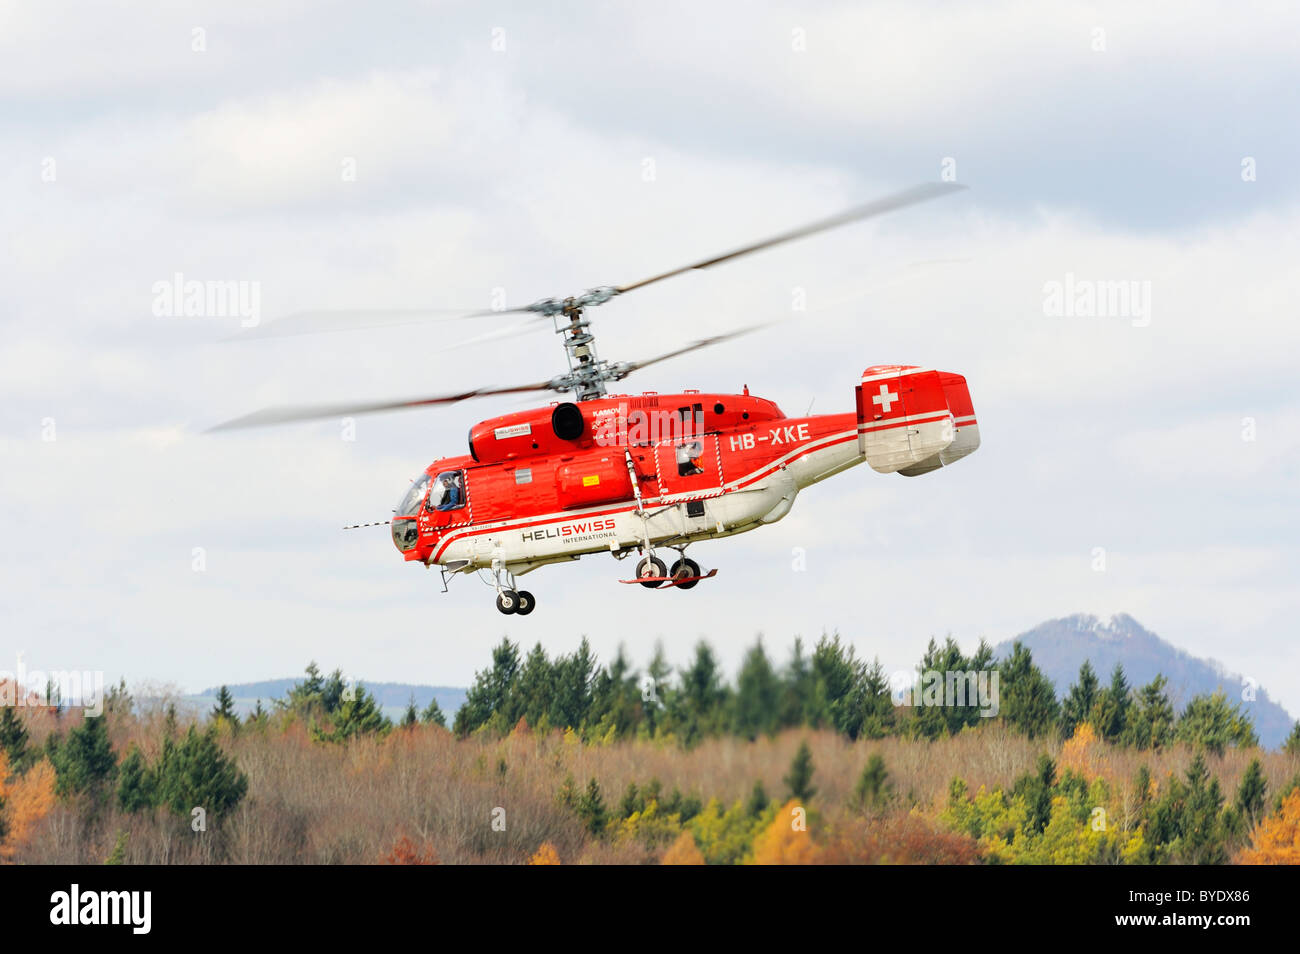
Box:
left=494, top=589, right=536, bottom=615
left=489, top=560, right=536, bottom=615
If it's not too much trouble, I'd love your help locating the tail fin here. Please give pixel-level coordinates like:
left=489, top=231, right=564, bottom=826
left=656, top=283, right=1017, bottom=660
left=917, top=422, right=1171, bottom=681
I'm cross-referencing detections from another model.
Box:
left=855, top=365, right=980, bottom=476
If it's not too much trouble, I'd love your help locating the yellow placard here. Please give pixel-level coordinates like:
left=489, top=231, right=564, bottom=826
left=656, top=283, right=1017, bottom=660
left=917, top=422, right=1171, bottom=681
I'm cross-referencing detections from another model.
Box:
left=582, top=474, right=600, bottom=487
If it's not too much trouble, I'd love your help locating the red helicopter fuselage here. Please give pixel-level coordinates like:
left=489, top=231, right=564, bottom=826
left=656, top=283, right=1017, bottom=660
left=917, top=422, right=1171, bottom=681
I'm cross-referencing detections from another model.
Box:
left=391, top=365, right=979, bottom=585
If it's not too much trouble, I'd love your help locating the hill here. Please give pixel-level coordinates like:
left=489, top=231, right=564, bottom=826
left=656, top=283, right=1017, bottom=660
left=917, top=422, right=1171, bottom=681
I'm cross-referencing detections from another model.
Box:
left=993, top=613, right=1294, bottom=749
left=191, top=679, right=467, bottom=723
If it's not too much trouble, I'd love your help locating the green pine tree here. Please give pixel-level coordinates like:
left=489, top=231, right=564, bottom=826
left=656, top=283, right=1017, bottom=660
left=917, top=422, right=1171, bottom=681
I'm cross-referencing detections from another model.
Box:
left=1178, top=753, right=1229, bottom=864
left=454, top=639, right=522, bottom=736
left=105, top=679, right=133, bottom=716
left=245, top=699, right=269, bottom=732
left=1283, top=721, right=1300, bottom=756
left=1122, top=676, right=1176, bottom=750
left=783, top=740, right=817, bottom=803
left=997, top=643, right=1060, bottom=739
left=1092, top=663, right=1131, bottom=743
left=155, top=726, right=248, bottom=821
left=420, top=696, right=447, bottom=728
left=1013, top=754, right=1057, bottom=835
left=853, top=753, right=892, bottom=812
left=672, top=642, right=730, bottom=746
left=314, top=683, right=392, bottom=743
left=210, top=686, right=240, bottom=728
left=104, top=830, right=130, bottom=865
left=52, top=714, right=117, bottom=800
left=576, top=777, right=607, bottom=834
left=401, top=695, right=419, bottom=728
left=1235, top=758, right=1267, bottom=829
left=1175, top=690, right=1258, bottom=755
left=116, top=746, right=156, bottom=814
left=745, top=779, right=769, bottom=817
left=809, top=634, right=867, bottom=739
left=0, top=704, right=30, bottom=769
left=732, top=639, right=781, bottom=740
left=1060, top=661, right=1100, bottom=738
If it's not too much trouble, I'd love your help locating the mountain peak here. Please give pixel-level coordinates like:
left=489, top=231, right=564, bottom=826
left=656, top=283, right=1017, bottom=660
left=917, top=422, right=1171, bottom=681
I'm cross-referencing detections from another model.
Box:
left=995, top=613, right=1294, bottom=749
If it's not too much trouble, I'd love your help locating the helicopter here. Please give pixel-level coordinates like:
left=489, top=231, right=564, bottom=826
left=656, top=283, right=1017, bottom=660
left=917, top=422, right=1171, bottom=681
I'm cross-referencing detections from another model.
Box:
left=212, top=182, right=979, bottom=614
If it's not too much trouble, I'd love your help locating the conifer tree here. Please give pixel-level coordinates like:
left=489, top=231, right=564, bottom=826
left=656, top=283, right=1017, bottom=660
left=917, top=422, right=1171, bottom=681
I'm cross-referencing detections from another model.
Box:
left=779, top=638, right=815, bottom=729
left=401, top=695, right=419, bottom=728
left=155, top=726, right=248, bottom=821
left=315, top=683, right=392, bottom=743
left=577, top=778, right=607, bottom=834
left=420, top=697, right=447, bottom=728
left=997, top=643, right=1060, bottom=739
left=52, top=714, right=117, bottom=800
left=732, top=639, right=780, bottom=740
left=1285, top=721, right=1300, bottom=756
left=854, top=754, right=892, bottom=812
left=1092, top=663, right=1131, bottom=743
left=1060, top=661, right=1100, bottom=738
left=1175, top=690, right=1258, bottom=754
left=1013, top=754, right=1056, bottom=835
left=116, top=745, right=156, bottom=813
left=0, top=705, right=30, bottom=769
left=1236, top=758, right=1267, bottom=829
left=454, top=639, right=522, bottom=736
left=783, top=740, right=817, bottom=803
left=1123, top=676, right=1175, bottom=750
left=1178, top=753, right=1228, bottom=864
left=211, top=686, right=240, bottom=728
left=810, top=634, right=866, bottom=739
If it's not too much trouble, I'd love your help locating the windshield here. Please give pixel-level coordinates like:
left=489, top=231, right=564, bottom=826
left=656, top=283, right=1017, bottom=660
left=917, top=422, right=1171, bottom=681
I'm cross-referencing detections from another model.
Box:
left=396, top=474, right=431, bottom=516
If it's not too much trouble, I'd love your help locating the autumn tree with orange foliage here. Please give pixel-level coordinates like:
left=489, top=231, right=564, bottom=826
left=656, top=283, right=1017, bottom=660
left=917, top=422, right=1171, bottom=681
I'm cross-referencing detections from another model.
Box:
left=660, top=831, right=705, bottom=865
left=0, top=752, right=58, bottom=861
left=528, top=842, right=561, bottom=865
left=1238, top=789, right=1300, bottom=865
left=1057, top=722, right=1107, bottom=781
left=749, top=800, right=819, bottom=865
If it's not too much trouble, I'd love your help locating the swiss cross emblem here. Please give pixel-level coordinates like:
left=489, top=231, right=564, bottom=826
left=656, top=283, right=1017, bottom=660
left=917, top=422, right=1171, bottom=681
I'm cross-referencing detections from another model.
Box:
left=871, top=383, right=899, bottom=414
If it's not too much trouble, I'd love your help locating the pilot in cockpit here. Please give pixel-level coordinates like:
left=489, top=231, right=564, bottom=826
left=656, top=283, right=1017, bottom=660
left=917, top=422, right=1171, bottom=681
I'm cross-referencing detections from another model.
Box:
left=433, top=473, right=464, bottom=511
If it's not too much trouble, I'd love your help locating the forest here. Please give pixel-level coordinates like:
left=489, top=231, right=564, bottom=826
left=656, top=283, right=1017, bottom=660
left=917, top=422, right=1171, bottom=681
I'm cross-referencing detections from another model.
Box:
left=1, top=635, right=1298, bottom=864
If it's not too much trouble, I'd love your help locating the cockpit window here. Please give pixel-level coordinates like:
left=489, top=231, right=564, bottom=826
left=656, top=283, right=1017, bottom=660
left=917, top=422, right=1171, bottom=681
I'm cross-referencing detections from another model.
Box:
left=427, top=470, right=466, bottom=512
left=396, top=474, right=432, bottom=517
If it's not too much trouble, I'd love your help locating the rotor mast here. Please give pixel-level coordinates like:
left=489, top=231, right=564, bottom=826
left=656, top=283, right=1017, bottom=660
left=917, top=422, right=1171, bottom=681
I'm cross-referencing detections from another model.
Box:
left=538, top=286, right=634, bottom=402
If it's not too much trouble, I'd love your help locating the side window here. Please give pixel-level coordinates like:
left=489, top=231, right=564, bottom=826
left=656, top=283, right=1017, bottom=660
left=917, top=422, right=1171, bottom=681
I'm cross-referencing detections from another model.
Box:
left=426, top=470, right=466, bottom=511
left=676, top=440, right=705, bottom=477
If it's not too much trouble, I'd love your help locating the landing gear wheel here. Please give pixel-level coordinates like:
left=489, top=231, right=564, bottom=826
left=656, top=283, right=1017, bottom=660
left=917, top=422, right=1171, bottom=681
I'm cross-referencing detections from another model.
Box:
left=636, top=555, right=668, bottom=588
left=495, top=590, right=519, bottom=614
left=670, top=558, right=702, bottom=590
left=515, top=590, right=535, bottom=616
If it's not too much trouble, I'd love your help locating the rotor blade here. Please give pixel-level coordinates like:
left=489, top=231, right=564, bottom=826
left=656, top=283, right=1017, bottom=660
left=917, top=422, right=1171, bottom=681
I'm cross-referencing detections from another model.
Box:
left=207, top=381, right=553, bottom=432
left=435, top=315, right=553, bottom=353
left=622, top=323, right=772, bottom=373
left=226, top=306, right=538, bottom=340
left=614, top=182, right=965, bottom=295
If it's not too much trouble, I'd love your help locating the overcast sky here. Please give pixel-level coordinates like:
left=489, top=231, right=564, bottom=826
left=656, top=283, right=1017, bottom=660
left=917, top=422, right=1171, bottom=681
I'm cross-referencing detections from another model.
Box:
left=3, top=1, right=1297, bottom=716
